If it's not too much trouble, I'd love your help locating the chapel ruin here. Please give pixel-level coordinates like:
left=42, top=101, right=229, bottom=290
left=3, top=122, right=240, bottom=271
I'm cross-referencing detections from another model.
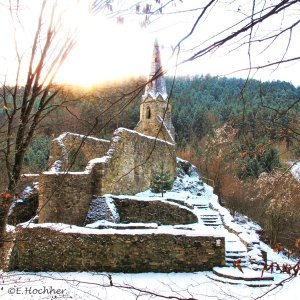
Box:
left=2, top=40, right=226, bottom=274
left=38, top=40, right=177, bottom=226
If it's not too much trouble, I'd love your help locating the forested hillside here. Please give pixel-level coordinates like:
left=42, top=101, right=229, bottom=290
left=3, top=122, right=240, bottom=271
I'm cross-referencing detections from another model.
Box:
left=3, top=75, right=299, bottom=253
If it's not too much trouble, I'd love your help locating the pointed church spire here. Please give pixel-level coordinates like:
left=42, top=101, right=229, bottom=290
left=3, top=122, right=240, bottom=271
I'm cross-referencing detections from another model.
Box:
left=143, top=39, right=168, bottom=101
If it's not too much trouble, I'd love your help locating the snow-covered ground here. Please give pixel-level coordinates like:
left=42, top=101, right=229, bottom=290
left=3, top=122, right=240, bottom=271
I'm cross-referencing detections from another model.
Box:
left=1, top=160, right=299, bottom=300
left=0, top=269, right=299, bottom=300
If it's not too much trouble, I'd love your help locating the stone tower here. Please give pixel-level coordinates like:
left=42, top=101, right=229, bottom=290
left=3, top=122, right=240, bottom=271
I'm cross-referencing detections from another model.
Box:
left=135, top=40, right=175, bottom=143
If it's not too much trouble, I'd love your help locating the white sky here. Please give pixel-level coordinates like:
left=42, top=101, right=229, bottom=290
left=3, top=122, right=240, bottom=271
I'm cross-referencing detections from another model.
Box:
left=0, top=0, right=299, bottom=87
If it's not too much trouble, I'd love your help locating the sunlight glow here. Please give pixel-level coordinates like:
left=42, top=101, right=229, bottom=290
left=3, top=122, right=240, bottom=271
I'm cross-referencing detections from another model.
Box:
left=56, top=17, right=154, bottom=86
left=1, top=0, right=299, bottom=87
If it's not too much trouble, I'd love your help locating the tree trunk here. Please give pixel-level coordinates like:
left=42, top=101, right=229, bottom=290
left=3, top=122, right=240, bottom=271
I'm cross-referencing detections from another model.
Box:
left=0, top=194, right=13, bottom=257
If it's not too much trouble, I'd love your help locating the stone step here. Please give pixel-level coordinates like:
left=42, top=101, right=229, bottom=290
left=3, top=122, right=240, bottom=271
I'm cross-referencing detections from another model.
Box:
left=226, top=263, right=249, bottom=267
left=199, top=213, right=219, bottom=217
left=225, top=241, right=247, bottom=253
left=226, top=252, right=248, bottom=257
left=194, top=204, right=209, bottom=208
left=202, top=223, right=223, bottom=227
left=226, top=258, right=248, bottom=264
left=201, top=219, right=219, bottom=223
left=207, top=273, right=273, bottom=287
left=226, top=261, right=248, bottom=267
left=201, top=220, right=221, bottom=224
left=212, top=267, right=274, bottom=282
left=226, top=257, right=248, bottom=262
left=200, top=216, right=219, bottom=220
left=199, top=213, right=223, bottom=227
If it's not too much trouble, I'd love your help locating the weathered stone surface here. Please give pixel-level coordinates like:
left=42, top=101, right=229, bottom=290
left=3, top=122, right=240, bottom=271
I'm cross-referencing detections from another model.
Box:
left=8, top=226, right=225, bottom=272
left=8, top=185, right=38, bottom=226
left=0, top=230, right=15, bottom=271
left=98, top=128, right=176, bottom=195
left=38, top=173, right=93, bottom=225
left=17, top=174, right=39, bottom=194
left=135, top=40, right=175, bottom=144
left=112, top=196, right=198, bottom=225
left=135, top=98, right=175, bottom=143
left=38, top=128, right=176, bottom=225
left=48, top=132, right=110, bottom=171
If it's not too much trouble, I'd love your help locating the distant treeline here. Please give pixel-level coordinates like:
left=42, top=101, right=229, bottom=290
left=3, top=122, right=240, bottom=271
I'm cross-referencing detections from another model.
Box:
left=16, top=75, right=300, bottom=172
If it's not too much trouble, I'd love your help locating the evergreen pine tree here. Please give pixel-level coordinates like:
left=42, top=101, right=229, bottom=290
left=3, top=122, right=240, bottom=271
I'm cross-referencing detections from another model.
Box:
left=150, top=163, right=174, bottom=197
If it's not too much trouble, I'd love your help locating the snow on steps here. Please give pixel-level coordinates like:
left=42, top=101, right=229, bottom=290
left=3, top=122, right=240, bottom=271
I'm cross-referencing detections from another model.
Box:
left=225, top=233, right=249, bottom=267
left=208, top=267, right=274, bottom=287
left=198, top=211, right=223, bottom=227
left=193, top=203, right=209, bottom=209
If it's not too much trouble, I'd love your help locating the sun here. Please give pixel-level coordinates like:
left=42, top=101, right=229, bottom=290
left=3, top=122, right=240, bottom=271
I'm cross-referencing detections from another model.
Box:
left=57, top=16, right=154, bottom=86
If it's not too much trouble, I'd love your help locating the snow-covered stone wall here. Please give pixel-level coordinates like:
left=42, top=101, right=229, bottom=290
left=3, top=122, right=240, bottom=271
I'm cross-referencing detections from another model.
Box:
left=48, top=132, right=110, bottom=171
left=112, top=196, right=198, bottom=225
left=38, top=128, right=176, bottom=225
left=97, top=128, right=176, bottom=195
left=7, top=225, right=225, bottom=272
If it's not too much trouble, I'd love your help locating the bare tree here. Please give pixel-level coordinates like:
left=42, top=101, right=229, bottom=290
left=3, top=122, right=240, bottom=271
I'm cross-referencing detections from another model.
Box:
left=0, top=0, right=91, bottom=193
left=2, top=0, right=298, bottom=192
left=93, top=0, right=300, bottom=81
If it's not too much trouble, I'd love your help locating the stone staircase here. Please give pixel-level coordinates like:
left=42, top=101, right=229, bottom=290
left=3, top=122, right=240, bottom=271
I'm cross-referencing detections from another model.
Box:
left=207, top=232, right=277, bottom=287
left=190, top=193, right=279, bottom=287
left=198, top=211, right=223, bottom=227
left=225, top=233, right=249, bottom=267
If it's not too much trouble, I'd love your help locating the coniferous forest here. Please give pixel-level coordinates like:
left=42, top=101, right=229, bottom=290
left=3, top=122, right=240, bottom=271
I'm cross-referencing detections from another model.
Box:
left=1, top=75, right=299, bottom=253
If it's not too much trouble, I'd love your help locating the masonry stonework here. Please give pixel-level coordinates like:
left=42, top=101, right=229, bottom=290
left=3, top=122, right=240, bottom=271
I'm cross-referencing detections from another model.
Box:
left=38, top=128, right=176, bottom=225
left=7, top=226, right=225, bottom=272
left=5, top=40, right=228, bottom=274
left=112, top=197, right=198, bottom=225
left=0, top=231, right=15, bottom=271
left=135, top=97, right=174, bottom=142
left=97, top=128, right=176, bottom=195
left=48, top=132, right=110, bottom=171
left=38, top=173, right=93, bottom=225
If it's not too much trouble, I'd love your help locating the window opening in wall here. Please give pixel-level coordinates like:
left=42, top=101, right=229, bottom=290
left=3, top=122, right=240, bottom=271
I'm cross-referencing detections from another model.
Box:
left=146, top=107, right=151, bottom=119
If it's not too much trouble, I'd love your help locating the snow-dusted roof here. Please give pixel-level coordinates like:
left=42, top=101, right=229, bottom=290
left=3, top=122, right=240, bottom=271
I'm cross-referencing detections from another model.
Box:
left=143, top=39, right=168, bottom=101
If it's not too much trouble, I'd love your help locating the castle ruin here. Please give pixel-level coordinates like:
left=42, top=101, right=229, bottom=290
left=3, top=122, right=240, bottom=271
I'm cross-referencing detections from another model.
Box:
left=38, top=40, right=177, bottom=226
left=1, top=41, right=226, bottom=273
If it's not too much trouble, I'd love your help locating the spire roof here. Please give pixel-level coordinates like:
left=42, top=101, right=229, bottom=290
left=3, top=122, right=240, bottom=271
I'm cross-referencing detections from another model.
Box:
left=143, top=39, right=168, bottom=101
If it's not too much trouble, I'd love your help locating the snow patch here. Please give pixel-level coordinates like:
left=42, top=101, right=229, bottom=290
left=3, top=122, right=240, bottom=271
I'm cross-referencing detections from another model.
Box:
left=290, top=161, right=300, bottom=181
left=54, top=132, right=109, bottom=144
left=85, top=196, right=120, bottom=225
left=48, top=160, right=62, bottom=173
left=19, top=222, right=225, bottom=238
left=86, top=220, right=158, bottom=229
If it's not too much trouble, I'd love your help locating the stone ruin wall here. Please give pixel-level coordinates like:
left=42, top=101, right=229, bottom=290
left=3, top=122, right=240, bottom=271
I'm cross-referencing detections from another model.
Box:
left=95, top=128, right=176, bottom=195
left=112, top=197, right=198, bottom=225
left=48, top=132, right=110, bottom=170
left=6, top=225, right=225, bottom=272
left=38, top=128, right=176, bottom=226
left=38, top=172, right=93, bottom=225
